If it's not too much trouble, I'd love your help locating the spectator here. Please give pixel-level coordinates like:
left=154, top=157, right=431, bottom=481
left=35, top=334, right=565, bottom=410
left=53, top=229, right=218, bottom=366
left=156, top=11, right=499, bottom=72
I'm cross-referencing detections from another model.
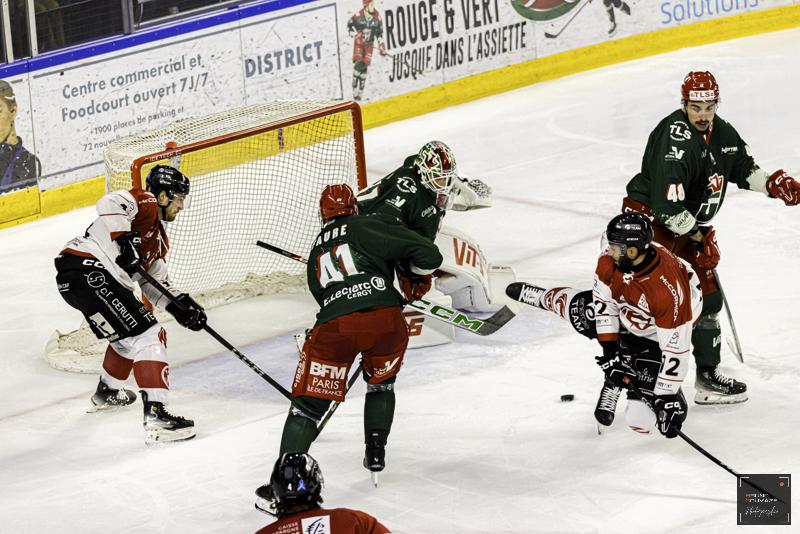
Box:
left=0, top=80, right=41, bottom=194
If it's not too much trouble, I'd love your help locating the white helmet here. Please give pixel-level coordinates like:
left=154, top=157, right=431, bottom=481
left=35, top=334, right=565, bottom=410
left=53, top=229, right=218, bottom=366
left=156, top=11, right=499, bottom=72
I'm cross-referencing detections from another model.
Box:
left=414, top=141, right=457, bottom=201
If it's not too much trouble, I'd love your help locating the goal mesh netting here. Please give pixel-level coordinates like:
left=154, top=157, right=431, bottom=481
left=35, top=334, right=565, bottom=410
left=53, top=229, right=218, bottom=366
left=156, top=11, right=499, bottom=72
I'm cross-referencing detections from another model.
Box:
left=46, top=100, right=366, bottom=372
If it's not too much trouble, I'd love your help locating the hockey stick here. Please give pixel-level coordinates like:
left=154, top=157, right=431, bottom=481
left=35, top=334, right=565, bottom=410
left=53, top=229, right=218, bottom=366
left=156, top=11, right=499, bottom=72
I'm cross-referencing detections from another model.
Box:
left=317, top=366, right=360, bottom=432
left=544, top=0, right=592, bottom=39
left=256, top=241, right=518, bottom=336
left=624, top=383, right=783, bottom=503
left=711, top=269, right=744, bottom=363
left=136, top=267, right=292, bottom=400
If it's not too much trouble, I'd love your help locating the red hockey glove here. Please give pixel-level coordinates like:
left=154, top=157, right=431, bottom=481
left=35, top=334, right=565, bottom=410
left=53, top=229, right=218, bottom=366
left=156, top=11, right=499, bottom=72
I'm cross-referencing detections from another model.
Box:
left=766, top=169, right=800, bottom=206
left=397, top=272, right=432, bottom=302
left=694, top=226, right=720, bottom=270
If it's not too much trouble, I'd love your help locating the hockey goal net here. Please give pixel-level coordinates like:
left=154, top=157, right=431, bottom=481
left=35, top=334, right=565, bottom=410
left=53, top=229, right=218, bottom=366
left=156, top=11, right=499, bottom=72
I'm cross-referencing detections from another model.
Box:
left=46, top=100, right=366, bottom=372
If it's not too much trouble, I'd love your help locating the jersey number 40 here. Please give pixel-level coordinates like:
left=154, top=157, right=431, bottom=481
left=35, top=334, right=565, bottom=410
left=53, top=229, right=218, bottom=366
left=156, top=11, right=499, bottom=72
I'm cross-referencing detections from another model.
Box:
left=316, top=244, right=362, bottom=288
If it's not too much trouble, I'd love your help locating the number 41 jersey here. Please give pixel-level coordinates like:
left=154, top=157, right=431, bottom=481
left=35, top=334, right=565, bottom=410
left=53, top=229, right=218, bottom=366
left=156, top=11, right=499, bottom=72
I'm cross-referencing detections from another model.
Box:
left=307, top=213, right=443, bottom=325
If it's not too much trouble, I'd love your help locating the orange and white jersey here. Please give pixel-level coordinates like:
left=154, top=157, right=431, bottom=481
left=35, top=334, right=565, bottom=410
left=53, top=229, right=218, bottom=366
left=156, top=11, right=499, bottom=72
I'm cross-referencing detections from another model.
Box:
left=592, top=244, right=702, bottom=395
left=59, top=188, right=178, bottom=308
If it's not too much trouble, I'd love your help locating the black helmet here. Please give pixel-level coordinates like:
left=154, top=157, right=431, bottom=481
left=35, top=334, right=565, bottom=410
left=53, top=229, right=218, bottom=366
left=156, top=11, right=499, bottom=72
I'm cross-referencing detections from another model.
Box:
left=606, top=212, right=653, bottom=254
left=259, top=453, right=324, bottom=517
left=145, top=165, right=189, bottom=199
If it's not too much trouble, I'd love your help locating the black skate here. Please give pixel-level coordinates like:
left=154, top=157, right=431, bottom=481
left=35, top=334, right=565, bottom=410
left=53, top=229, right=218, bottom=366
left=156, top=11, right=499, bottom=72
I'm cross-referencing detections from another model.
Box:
left=141, top=391, right=196, bottom=444
left=594, top=379, right=621, bottom=430
left=505, top=282, right=545, bottom=309
left=363, top=431, right=387, bottom=487
left=88, top=379, right=136, bottom=413
left=254, top=484, right=277, bottom=516
left=694, top=367, right=748, bottom=405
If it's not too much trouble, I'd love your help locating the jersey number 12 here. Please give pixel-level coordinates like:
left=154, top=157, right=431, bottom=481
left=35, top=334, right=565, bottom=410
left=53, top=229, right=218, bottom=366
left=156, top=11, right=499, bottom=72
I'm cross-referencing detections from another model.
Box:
left=317, top=244, right=361, bottom=288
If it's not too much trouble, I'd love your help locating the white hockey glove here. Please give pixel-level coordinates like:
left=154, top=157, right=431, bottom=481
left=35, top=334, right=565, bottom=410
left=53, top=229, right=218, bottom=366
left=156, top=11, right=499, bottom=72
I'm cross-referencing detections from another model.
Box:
left=449, top=177, right=492, bottom=211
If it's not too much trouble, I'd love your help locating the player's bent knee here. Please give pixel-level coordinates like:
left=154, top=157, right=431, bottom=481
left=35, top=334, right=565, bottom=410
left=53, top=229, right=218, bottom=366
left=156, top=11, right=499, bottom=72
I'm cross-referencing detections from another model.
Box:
left=111, top=324, right=166, bottom=361
left=290, top=396, right=331, bottom=422
left=625, top=400, right=656, bottom=434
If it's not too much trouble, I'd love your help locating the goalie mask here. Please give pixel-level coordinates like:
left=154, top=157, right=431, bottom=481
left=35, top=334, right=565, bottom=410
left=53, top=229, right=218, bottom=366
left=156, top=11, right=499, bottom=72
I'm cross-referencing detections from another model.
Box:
left=603, top=212, right=653, bottom=270
left=320, top=183, right=358, bottom=223
left=258, top=453, right=324, bottom=518
left=414, top=141, right=457, bottom=207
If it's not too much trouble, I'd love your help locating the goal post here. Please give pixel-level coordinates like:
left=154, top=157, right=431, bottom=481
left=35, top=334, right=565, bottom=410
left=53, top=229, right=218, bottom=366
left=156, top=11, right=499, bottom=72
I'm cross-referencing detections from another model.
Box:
left=46, top=100, right=367, bottom=372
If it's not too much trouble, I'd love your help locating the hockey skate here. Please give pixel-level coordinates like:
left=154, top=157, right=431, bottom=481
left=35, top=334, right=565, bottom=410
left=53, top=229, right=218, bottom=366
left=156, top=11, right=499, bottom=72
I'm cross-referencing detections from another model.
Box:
left=694, top=367, right=748, bottom=405
left=363, top=431, right=387, bottom=487
left=254, top=484, right=277, bottom=516
left=88, top=379, right=136, bottom=413
left=505, top=282, right=545, bottom=309
left=141, top=391, right=195, bottom=444
left=594, top=379, right=621, bottom=432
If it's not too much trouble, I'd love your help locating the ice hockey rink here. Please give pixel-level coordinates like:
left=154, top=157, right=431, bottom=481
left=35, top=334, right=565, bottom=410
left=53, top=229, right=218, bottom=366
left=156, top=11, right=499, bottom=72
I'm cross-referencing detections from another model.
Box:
left=2, top=28, right=798, bottom=534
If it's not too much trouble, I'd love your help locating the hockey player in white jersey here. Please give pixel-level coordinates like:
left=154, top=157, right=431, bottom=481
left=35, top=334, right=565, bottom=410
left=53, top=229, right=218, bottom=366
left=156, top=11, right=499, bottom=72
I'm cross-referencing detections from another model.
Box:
left=593, top=213, right=701, bottom=437
left=54, top=165, right=206, bottom=444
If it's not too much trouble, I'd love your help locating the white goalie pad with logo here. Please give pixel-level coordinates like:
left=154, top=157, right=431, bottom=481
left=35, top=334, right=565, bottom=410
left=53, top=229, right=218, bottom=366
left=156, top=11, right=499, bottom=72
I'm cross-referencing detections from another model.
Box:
left=434, top=225, right=516, bottom=313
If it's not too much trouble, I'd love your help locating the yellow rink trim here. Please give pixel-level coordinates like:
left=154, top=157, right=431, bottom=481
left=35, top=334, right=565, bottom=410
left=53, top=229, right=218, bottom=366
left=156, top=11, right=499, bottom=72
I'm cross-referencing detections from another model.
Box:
left=362, top=4, right=800, bottom=128
left=2, top=4, right=799, bottom=229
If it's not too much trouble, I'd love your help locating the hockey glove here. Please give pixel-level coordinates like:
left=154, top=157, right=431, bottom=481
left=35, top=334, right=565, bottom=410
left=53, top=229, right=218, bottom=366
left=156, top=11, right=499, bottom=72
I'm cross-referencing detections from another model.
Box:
left=595, top=350, right=636, bottom=389
left=766, top=169, right=800, bottom=206
left=114, top=231, right=142, bottom=276
left=166, top=293, right=207, bottom=331
left=398, top=271, right=433, bottom=302
left=653, top=394, right=686, bottom=439
left=693, top=226, right=720, bottom=270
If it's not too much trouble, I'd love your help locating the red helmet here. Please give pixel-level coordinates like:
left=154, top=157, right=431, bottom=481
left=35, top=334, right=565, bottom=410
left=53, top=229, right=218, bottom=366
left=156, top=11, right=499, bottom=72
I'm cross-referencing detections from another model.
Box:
left=320, top=183, right=358, bottom=222
left=681, top=71, right=719, bottom=102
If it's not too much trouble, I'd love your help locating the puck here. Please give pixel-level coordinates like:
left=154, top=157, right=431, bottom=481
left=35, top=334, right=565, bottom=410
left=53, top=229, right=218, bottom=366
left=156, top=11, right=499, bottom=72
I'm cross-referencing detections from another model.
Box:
left=560, top=394, right=575, bottom=402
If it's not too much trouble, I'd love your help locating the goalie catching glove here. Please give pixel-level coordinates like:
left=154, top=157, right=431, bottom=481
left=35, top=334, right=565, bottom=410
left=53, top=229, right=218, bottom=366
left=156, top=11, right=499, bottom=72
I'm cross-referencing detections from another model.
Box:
left=766, top=169, right=800, bottom=206
left=449, top=177, right=492, bottom=211
left=166, top=293, right=207, bottom=331
left=114, top=231, right=142, bottom=276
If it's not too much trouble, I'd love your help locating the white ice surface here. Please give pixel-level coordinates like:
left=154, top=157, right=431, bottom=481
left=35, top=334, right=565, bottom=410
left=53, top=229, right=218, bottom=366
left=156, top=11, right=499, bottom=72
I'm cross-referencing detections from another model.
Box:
left=2, top=29, right=799, bottom=533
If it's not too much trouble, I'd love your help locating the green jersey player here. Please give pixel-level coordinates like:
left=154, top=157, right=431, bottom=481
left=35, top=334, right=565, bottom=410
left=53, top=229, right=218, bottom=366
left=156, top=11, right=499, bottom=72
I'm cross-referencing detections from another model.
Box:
left=358, top=140, right=491, bottom=300
left=623, top=71, right=800, bottom=404
left=279, top=184, right=442, bottom=477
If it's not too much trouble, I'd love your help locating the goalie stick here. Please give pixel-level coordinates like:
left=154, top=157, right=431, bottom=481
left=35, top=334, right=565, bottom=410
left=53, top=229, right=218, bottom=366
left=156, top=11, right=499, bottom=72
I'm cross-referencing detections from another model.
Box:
left=544, top=0, right=592, bottom=39
left=256, top=240, right=518, bottom=336
left=136, top=267, right=292, bottom=400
